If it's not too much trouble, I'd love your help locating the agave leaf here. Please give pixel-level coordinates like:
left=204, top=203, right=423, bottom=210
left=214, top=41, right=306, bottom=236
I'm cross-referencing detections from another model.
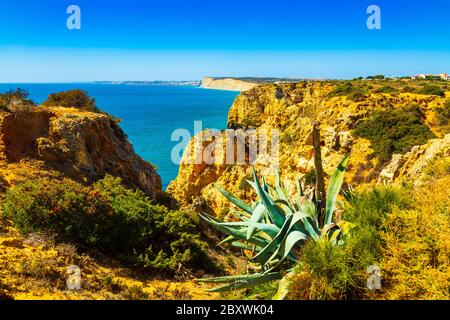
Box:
left=252, top=223, right=280, bottom=238
left=205, top=272, right=283, bottom=292
left=217, top=186, right=253, bottom=214
left=199, top=213, right=269, bottom=248
left=262, top=176, right=270, bottom=193
left=246, top=179, right=257, bottom=191
left=197, top=273, right=267, bottom=284
left=272, top=270, right=296, bottom=300
left=217, top=221, right=248, bottom=227
left=274, top=199, right=294, bottom=215
left=324, top=155, right=350, bottom=226
left=253, top=167, right=285, bottom=228
left=275, top=168, right=289, bottom=203
left=252, top=214, right=294, bottom=265
left=300, top=216, right=320, bottom=241
left=231, top=241, right=262, bottom=252
left=231, top=210, right=250, bottom=222
left=297, top=199, right=320, bottom=234
left=247, top=203, right=267, bottom=240
left=218, top=235, right=235, bottom=246
left=272, top=230, right=307, bottom=263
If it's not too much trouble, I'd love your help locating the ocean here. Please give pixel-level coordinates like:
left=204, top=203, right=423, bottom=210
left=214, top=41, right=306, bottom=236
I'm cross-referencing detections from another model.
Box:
left=0, top=83, right=239, bottom=188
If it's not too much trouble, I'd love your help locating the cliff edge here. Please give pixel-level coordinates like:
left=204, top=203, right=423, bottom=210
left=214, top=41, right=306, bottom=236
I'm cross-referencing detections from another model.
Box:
left=169, top=80, right=450, bottom=213
left=0, top=106, right=163, bottom=198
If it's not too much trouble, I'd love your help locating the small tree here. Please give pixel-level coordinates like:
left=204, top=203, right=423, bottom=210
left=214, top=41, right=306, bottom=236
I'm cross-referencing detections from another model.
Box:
left=42, top=89, right=99, bottom=111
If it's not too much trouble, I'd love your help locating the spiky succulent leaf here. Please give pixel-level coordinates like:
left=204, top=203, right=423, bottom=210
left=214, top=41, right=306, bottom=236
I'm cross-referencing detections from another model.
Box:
left=204, top=272, right=283, bottom=292
left=247, top=203, right=267, bottom=240
left=199, top=213, right=270, bottom=248
left=252, top=214, right=294, bottom=265
left=272, top=270, right=296, bottom=300
left=252, top=168, right=285, bottom=228
left=324, top=155, right=350, bottom=226
left=217, top=186, right=253, bottom=214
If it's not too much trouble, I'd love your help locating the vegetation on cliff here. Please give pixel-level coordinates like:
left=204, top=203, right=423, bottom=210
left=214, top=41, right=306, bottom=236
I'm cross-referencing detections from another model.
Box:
left=170, top=78, right=450, bottom=300
left=0, top=88, right=218, bottom=300
left=0, top=88, right=35, bottom=112
left=355, top=105, right=436, bottom=162
left=42, top=89, right=98, bottom=112
left=197, top=156, right=351, bottom=297
left=2, top=175, right=210, bottom=275
left=1, top=78, right=449, bottom=300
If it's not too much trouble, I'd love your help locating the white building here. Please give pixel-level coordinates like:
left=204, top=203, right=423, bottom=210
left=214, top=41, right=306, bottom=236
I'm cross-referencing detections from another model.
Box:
left=412, top=73, right=450, bottom=81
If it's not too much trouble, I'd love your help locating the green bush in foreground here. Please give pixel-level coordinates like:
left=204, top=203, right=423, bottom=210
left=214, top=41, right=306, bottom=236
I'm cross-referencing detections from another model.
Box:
left=288, top=185, right=412, bottom=299
left=1, top=175, right=209, bottom=274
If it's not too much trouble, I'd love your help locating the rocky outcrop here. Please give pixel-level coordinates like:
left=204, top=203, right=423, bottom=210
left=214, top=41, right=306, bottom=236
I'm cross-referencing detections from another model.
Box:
left=200, top=77, right=258, bottom=92
left=379, top=134, right=450, bottom=185
left=0, top=106, right=163, bottom=198
left=169, top=81, right=448, bottom=213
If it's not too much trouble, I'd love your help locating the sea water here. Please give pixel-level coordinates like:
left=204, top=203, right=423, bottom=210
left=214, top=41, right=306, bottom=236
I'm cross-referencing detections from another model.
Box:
left=0, top=83, right=239, bottom=188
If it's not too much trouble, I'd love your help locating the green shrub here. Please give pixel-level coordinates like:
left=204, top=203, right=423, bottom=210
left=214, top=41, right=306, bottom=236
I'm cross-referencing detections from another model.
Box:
left=355, top=106, right=436, bottom=162
left=375, top=86, right=399, bottom=94
left=1, top=175, right=210, bottom=274
left=288, top=185, right=412, bottom=299
left=435, top=99, right=450, bottom=126
left=42, top=90, right=98, bottom=111
left=423, top=155, right=450, bottom=179
left=342, top=185, right=412, bottom=258
left=328, top=83, right=367, bottom=101
left=367, top=75, right=385, bottom=80
left=0, top=88, right=35, bottom=111
left=347, top=89, right=367, bottom=102
left=401, top=86, right=417, bottom=93
left=418, top=85, right=445, bottom=97
left=302, top=169, right=317, bottom=186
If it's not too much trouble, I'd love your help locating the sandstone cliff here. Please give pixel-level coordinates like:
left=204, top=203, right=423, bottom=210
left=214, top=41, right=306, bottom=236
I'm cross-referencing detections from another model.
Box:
left=200, top=77, right=258, bottom=92
left=168, top=81, right=449, bottom=213
left=379, top=134, right=450, bottom=185
left=0, top=106, right=162, bottom=198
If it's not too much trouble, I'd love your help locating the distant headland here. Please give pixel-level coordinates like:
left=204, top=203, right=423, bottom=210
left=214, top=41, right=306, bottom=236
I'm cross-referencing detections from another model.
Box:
left=199, top=76, right=309, bottom=91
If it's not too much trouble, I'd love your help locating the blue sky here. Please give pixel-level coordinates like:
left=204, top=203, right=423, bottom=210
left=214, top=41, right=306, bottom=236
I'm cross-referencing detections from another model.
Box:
left=0, top=0, right=449, bottom=82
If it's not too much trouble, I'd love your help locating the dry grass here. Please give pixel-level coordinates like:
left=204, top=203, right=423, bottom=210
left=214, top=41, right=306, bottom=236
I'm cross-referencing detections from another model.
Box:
left=0, top=226, right=219, bottom=300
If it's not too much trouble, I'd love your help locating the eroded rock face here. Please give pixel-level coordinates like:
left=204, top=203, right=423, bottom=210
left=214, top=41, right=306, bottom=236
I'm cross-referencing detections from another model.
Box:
left=168, top=81, right=448, bottom=214
left=200, top=77, right=257, bottom=92
left=0, top=106, right=162, bottom=198
left=379, top=134, right=450, bottom=185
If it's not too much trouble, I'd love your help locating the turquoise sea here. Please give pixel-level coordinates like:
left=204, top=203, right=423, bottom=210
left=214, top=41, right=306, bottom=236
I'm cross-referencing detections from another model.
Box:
left=0, top=84, right=239, bottom=188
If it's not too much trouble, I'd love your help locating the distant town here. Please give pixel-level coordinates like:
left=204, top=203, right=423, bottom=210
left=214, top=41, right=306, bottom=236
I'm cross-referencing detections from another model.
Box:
left=411, top=73, right=450, bottom=81
left=92, top=80, right=201, bottom=86
left=91, top=73, right=450, bottom=87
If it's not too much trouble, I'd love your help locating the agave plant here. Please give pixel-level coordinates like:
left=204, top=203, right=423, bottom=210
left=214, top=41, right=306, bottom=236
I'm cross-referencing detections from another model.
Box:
left=196, top=155, right=353, bottom=296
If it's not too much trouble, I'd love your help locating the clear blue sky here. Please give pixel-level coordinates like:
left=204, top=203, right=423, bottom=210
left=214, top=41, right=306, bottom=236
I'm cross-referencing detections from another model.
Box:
left=1, top=0, right=449, bottom=82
